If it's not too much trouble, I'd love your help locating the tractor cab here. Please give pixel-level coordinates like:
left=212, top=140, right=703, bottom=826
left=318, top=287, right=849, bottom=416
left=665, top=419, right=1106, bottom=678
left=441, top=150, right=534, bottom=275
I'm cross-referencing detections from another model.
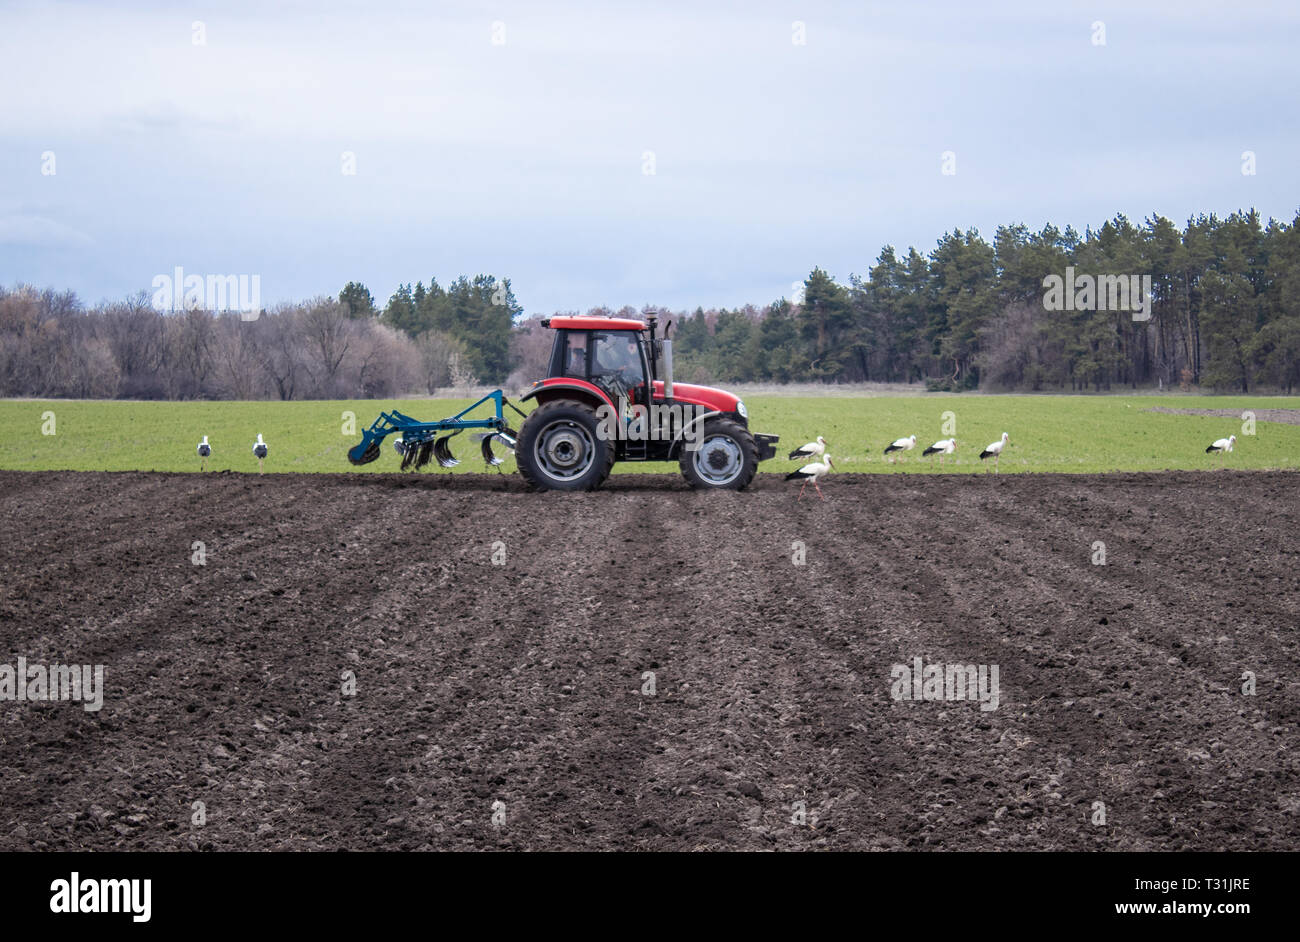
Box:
left=548, top=320, right=653, bottom=408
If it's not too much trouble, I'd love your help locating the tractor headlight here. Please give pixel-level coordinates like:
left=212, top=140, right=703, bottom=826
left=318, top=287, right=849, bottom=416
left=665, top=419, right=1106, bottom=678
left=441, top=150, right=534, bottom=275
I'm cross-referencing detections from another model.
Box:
left=736, top=400, right=748, bottom=419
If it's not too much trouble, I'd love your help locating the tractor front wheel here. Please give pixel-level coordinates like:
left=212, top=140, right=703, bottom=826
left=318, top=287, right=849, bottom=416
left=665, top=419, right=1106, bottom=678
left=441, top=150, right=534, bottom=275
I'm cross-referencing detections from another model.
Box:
left=516, top=399, right=615, bottom=491
left=679, top=417, right=758, bottom=490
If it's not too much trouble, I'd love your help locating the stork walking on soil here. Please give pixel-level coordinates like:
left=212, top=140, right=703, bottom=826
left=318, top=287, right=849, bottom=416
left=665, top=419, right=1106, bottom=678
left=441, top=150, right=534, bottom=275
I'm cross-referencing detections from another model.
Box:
left=979, top=433, right=1009, bottom=472
left=884, top=435, right=917, bottom=463
left=786, top=455, right=833, bottom=501
left=197, top=435, right=211, bottom=471
left=252, top=433, right=268, bottom=473
left=788, top=436, right=828, bottom=461
left=922, top=437, right=957, bottom=468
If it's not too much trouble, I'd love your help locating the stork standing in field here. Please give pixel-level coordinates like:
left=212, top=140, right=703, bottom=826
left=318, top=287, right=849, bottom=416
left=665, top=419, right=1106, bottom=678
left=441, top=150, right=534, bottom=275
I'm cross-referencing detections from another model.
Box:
left=197, top=435, right=211, bottom=471
left=1206, top=434, right=1236, bottom=464
left=883, top=434, right=916, bottom=464
left=921, top=437, right=957, bottom=468
left=786, top=455, right=833, bottom=501
left=788, top=435, right=828, bottom=461
left=979, top=432, right=1010, bottom=472
left=252, top=433, right=268, bottom=473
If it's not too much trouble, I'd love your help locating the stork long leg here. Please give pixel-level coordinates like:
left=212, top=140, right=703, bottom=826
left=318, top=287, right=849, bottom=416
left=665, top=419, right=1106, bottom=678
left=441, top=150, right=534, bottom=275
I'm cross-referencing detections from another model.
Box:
left=814, top=481, right=825, bottom=501
left=798, top=479, right=808, bottom=501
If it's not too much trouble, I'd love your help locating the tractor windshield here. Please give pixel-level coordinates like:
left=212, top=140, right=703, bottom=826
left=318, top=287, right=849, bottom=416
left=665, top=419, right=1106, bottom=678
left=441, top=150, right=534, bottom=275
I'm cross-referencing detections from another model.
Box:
left=592, top=332, right=644, bottom=385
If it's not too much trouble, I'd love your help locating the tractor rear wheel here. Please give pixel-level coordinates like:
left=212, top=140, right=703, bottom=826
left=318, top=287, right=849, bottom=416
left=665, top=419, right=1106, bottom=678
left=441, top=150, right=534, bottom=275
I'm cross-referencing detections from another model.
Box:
left=679, top=417, right=758, bottom=490
left=516, top=399, right=615, bottom=491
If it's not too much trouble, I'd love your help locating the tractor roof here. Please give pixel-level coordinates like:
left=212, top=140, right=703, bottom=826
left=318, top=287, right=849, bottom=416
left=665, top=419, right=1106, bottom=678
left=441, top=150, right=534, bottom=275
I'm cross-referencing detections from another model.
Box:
left=543, top=316, right=645, bottom=331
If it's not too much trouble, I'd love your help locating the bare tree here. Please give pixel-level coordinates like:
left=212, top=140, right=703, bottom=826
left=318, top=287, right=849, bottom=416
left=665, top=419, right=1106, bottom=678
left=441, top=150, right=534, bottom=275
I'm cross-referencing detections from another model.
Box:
left=211, top=315, right=267, bottom=400
left=299, top=298, right=354, bottom=397
left=353, top=321, right=421, bottom=399
left=170, top=307, right=215, bottom=398
left=102, top=292, right=166, bottom=397
left=255, top=305, right=307, bottom=400
left=506, top=317, right=553, bottom=390
left=415, top=330, right=469, bottom=393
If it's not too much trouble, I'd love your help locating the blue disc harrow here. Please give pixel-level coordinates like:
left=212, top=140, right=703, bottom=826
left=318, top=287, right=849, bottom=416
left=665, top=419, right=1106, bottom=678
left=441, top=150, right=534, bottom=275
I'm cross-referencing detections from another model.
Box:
left=347, top=390, right=525, bottom=471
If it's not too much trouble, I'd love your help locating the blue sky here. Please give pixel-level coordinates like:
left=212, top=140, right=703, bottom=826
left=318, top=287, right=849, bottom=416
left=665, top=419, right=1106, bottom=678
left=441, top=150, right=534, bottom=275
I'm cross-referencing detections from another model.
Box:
left=2, top=0, right=1297, bottom=314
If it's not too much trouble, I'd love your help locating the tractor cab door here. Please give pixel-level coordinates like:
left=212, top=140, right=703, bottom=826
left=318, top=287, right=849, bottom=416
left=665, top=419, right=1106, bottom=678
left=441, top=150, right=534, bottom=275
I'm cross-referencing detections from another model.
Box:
left=555, top=330, right=590, bottom=380
left=589, top=331, right=649, bottom=406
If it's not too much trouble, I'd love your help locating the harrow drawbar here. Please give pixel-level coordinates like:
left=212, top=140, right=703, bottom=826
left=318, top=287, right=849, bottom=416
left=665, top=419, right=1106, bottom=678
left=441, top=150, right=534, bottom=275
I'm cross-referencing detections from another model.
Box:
left=347, top=390, right=524, bottom=471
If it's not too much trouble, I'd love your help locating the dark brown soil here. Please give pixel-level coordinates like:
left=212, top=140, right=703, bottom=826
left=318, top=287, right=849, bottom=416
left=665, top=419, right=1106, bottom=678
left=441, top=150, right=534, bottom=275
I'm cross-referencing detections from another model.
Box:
left=1144, top=406, right=1300, bottom=425
left=1, top=470, right=1297, bottom=851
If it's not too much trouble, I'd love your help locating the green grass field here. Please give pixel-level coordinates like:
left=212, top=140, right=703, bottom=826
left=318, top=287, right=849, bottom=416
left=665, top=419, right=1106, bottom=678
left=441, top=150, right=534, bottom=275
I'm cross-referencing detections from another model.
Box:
left=1, top=395, right=1297, bottom=475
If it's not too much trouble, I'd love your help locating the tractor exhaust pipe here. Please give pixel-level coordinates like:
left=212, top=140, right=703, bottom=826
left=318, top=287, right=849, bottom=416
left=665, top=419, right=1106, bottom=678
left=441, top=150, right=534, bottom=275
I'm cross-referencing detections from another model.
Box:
left=662, top=331, right=674, bottom=400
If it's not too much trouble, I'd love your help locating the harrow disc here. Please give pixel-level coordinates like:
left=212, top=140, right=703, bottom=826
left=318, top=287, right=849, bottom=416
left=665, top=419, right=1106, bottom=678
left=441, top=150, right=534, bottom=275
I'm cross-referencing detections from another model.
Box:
left=400, top=440, right=420, bottom=471
left=433, top=436, right=461, bottom=468
left=476, top=429, right=518, bottom=466
left=347, top=439, right=381, bottom=466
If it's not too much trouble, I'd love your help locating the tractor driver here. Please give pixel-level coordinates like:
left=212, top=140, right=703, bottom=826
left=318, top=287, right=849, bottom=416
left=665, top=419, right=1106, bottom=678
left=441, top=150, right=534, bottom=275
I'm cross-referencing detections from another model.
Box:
left=594, top=334, right=643, bottom=393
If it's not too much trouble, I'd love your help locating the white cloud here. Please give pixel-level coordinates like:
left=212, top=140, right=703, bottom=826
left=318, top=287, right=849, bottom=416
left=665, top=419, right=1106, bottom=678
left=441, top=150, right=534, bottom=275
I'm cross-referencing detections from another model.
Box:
left=0, top=214, right=94, bottom=248
left=0, top=0, right=1297, bottom=311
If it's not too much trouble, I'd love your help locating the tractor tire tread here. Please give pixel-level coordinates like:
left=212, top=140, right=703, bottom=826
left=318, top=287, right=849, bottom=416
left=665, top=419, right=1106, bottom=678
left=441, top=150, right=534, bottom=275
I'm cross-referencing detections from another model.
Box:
left=517, top=399, right=614, bottom=492
left=679, top=417, right=759, bottom=491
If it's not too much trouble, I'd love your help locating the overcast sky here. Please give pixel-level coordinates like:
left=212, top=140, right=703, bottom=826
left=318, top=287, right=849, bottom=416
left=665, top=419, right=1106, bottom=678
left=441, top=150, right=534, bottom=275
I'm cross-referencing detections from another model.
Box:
left=2, top=0, right=1297, bottom=314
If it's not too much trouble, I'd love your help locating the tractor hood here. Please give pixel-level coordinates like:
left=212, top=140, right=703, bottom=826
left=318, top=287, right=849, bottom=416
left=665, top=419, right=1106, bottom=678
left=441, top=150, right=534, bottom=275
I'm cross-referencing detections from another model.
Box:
left=651, top=380, right=741, bottom=415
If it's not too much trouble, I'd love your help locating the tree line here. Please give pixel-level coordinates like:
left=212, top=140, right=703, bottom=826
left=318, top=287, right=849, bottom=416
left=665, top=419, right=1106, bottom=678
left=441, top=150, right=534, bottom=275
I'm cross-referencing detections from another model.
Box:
left=0, top=277, right=523, bottom=401
left=0, top=289, right=417, bottom=400
left=667, top=209, right=1300, bottom=393
left=3, top=208, right=1297, bottom=400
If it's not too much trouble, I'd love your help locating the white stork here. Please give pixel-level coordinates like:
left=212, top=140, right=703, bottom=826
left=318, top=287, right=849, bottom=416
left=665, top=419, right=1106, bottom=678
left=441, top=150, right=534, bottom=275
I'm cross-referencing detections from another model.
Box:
left=979, top=432, right=1010, bottom=472
left=252, top=433, right=268, bottom=473
left=1206, top=434, right=1236, bottom=463
left=196, top=435, right=211, bottom=471
left=788, top=436, right=827, bottom=461
left=786, top=455, right=833, bottom=501
left=921, top=437, right=957, bottom=468
left=884, top=434, right=916, bottom=463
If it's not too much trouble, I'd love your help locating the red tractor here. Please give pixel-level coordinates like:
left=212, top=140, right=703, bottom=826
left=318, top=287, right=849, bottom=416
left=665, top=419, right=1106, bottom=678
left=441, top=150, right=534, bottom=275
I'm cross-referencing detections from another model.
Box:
left=348, top=313, right=779, bottom=491
left=515, top=313, right=778, bottom=490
